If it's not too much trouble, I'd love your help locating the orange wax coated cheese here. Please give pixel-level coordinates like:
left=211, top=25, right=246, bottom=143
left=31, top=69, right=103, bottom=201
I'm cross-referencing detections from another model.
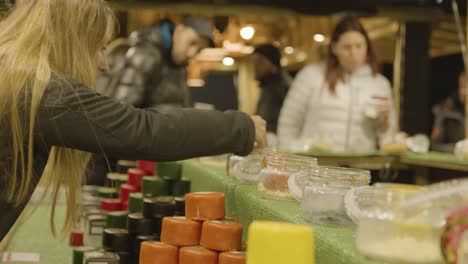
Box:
left=179, top=246, right=218, bottom=264
left=200, top=220, right=243, bottom=252
left=160, top=217, right=202, bottom=246
left=185, top=192, right=225, bottom=220
left=139, top=241, right=178, bottom=264
left=219, top=251, right=246, bottom=264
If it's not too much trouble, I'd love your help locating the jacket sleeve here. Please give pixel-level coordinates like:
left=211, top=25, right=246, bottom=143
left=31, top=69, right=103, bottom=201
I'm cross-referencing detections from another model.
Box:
left=108, top=44, right=163, bottom=107
left=35, top=79, right=255, bottom=161
left=378, top=77, right=398, bottom=142
left=277, top=66, right=316, bottom=149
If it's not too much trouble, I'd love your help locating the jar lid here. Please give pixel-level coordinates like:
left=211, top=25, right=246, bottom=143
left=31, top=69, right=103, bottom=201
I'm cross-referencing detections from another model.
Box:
left=264, top=153, right=317, bottom=172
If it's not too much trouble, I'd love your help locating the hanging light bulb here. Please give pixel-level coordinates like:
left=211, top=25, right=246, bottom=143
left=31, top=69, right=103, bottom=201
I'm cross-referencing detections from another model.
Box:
left=240, top=26, right=255, bottom=40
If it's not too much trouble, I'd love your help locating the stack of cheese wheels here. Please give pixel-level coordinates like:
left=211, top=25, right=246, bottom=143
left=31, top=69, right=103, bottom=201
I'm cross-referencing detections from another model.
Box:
left=140, top=192, right=246, bottom=264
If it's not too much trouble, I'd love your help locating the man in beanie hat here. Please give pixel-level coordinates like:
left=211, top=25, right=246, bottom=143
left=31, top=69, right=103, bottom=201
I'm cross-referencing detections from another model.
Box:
left=91, top=17, right=216, bottom=185
left=106, top=16, right=215, bottom=111
left=252, top=44, right=292, bottom=133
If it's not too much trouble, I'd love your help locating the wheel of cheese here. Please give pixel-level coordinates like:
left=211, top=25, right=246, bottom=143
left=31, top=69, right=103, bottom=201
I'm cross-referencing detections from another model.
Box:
left=101, top=199, right=123, bottom=212
left=82, top=185, right=100, bottom=196
left=102, top=228, right=130, bottom=252
left=219, top=251, right=246, bottom=264
left=247, top=221, right=315, bottom=264
left=131, top=234, right=158, bottom=255
left=173, top=179, right=191, bottom=197
left=185, top=192, right=225, bottom=220
left=142, top=176, right=169, bottom=198
left=70, top=229, right=84, bottom=247
left=127, top=213, right=155, bottom=236
left=127, top=168, right=146, bottom=191
left=142, top=196, right=176, bottom=219
left=120, top=184, right=137, bottom=202
left=200, top=220, right=242, bottom=252
left=116, top=160, right=136, bottom=173
left=137, top=160, right=156, bottom=176
left=179, top=246, right=218, bottom=264
left=128, top=193, right=143, bottom=213
left=160, top=217, right=202, bottom=246
left=174, top=197, right=185, bottom=216
left=157, top=162, right=182, bottom=181
left=139, top=241, right=178, bottom=264
left=106, top=211, right=128, bottom=229
left=97, top=187, right=118, bottom=199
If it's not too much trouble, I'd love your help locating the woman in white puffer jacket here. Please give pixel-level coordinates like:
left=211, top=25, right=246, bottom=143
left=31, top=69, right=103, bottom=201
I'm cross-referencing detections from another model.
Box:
left=278, top=16, right=396, bottom=152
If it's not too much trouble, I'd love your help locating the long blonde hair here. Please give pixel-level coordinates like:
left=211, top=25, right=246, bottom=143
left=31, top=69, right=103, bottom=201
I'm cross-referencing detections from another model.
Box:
left=0, top=0, right=115, bottom=236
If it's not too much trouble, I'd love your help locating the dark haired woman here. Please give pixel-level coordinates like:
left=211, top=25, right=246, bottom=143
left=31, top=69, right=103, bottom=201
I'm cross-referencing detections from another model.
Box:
left=278, top=16, right=396, bottom=152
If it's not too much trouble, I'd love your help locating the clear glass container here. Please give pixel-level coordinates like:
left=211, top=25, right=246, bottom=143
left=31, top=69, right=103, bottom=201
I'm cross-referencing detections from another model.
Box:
left=344, top=183, right=423, bottom=225
left=228, top=148, right=278, bottom=183
left=258, top=153, right=317, bottom=200
left=300, top=166, right=371, bottom=226
left=229, top=153, right=264, bottom=183
left=356, top=179, right=468, bottom=264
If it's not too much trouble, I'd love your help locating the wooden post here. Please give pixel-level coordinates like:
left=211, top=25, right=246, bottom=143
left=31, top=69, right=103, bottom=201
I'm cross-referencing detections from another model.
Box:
left=393, top=22, right=406, bottom=131
left=466, top=2, right=468, bottom=137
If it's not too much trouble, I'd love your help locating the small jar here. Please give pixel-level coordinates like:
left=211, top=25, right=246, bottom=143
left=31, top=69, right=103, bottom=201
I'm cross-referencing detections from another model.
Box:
left=258, top=153, right=317, bottom=200
left=300, top=166, right=370, bottom=226
left=229, top=154, right=264, bottom=183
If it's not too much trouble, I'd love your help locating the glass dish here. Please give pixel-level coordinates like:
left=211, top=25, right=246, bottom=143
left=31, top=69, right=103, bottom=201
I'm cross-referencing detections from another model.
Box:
left=300, top=166, right=371, bottom=226
left=258, top=153, right=317, bottom=200
left=344, top=183, right=423, bottom=225
left=356, top=179, right=468, bottom=263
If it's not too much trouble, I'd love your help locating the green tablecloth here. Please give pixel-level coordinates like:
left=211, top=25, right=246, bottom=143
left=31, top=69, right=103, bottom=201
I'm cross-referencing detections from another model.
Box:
left=401, top=152, right=468, bottom=172
left=4, top=160, right=385, bottom=264
left=184, top=160, right=383, bottom=264
left=297, top=150, right=468, bottom=172
left=3, top=204, right=71, bottom=264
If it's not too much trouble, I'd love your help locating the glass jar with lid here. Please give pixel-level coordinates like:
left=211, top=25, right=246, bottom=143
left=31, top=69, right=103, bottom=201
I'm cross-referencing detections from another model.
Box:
left=299, top=166, right=371, bottom=226
left=357, top=179, right=468, bottom=264
left=258, top=153, right=317, bottom=200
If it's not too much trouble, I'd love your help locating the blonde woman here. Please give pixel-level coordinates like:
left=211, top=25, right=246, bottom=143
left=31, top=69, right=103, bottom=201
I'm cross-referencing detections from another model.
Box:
left=0, top=0, right=266, bottom=241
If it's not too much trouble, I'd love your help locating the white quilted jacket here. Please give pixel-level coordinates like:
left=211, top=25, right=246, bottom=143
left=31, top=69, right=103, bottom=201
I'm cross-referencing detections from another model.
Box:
left=278, top=63, right=396, bottom=152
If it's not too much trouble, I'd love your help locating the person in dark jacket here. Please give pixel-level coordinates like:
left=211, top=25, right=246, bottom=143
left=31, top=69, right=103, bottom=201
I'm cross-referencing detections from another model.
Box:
left=0, top=0, right=266, bottom=243
left=431, top=71, right=466, bottom=152
left=106, top=16, right=214, bottom=111
left=252, top=44, right=291, bottom=133
left=94, top=17, right=214, bottom=184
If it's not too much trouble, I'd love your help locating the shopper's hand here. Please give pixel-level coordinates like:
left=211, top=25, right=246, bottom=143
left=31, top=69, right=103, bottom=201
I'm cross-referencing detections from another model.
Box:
left=377, top=98, right=390, bottom=132
left=251, top=115, right=267, bottom=149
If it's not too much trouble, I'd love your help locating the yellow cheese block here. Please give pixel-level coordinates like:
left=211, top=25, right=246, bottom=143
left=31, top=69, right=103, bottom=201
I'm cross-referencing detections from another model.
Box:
left=247, top=221, right=315, bottom=264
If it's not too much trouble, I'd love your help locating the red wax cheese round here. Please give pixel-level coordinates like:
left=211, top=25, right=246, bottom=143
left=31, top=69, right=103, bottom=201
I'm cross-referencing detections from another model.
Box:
left=185, top=192, right=225, bottom=220
left=200, top=220, right=243, bottom=252
left=127, top=168, right=146, bottom=191
left=122, top=201, right=128, bottom=211
left=219, top=251, right=246, bottom=264
left=160, top=217, right=202, bottom=246
left=70, top=229, right=84, bottom=247
left=137, top=160, right=156, bottom=176
left=179, top=246, right=218, bottom=264
left=139, top=241, right=178, bottom=264
left=120, top=184, right=137, bottom=202
left=101, top=199, right=123, bottom=212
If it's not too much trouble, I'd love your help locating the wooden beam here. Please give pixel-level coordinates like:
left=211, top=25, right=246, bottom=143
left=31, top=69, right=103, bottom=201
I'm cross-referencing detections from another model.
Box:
left=432, top=30, right=461, bottom=42
left=465, top=1, right=468, bottom=137
left=368, top=22, right=398, bottom=40
left=393, top=22, right=405, bottom=131
left=430, top=46, right=461, bottom=57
